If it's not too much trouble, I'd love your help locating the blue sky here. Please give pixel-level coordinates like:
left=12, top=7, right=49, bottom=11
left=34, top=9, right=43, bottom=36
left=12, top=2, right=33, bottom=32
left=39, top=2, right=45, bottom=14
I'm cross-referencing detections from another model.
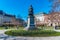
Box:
left=0, top=0, right=51, bottom=21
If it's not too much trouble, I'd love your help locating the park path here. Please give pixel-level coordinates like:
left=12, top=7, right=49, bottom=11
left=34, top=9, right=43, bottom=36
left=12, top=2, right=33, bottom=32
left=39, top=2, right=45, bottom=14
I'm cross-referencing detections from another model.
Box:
left=0, top=30, right=16, bottom=40
left=0, top=30, right=60, bottom=40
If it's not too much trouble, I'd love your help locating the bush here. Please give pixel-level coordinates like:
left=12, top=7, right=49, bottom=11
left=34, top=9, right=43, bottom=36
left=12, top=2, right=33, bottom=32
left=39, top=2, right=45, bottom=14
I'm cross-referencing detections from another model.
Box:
left=5, top=30, right=60, bottom=37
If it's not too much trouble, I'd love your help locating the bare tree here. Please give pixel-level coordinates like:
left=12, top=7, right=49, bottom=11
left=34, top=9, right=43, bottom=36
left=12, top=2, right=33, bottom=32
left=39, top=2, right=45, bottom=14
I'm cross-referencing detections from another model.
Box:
left=48, top=0, right=60, bottom=13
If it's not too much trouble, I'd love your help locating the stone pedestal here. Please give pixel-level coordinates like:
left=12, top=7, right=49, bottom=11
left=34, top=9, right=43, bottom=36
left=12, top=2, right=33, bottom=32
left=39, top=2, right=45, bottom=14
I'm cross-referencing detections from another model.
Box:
left=24, top=16, right=36, bottom=30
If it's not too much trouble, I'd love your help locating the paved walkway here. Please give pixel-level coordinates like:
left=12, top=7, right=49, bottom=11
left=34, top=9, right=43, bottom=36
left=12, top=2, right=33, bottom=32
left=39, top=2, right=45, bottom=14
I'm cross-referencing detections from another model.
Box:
left=0, top=30, right=60, bottom=40
left=54, top=30, right=60, bottom=32
left=0, top=30, right=15, bottom=40
left=15, top=36, right=60, bottom=40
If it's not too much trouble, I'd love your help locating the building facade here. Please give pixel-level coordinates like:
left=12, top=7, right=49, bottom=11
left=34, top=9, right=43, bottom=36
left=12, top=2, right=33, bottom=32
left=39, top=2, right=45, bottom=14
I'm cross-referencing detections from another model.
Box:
left=0, top=10, right=25, bottom=27
left=35, top=12, right=60, bottom=27
left=35, top=12, right=46, bottom=26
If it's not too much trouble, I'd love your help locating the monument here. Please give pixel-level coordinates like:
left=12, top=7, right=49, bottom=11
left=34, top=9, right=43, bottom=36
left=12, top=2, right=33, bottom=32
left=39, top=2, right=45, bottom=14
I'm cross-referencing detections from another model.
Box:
left=24, top=5, right=36, bottom=30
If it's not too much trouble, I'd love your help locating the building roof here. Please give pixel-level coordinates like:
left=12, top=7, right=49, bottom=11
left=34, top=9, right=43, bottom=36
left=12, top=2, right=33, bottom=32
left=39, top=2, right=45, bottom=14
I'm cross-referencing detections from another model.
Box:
left=35, top=12, right=47, bottom=16
left=4, top=14, right=15, bottom=17
left=35, top=12, right=43, bottom=15
left=0, top=10, right=4, bottom=15
left=0, top=10, right=15, bottom=17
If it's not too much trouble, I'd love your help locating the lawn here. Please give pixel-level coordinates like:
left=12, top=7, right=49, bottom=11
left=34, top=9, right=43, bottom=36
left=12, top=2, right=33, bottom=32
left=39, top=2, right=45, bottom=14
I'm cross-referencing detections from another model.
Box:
left=0, top=26, right=24, bottom=30
left=38, top=26, right=54, bottom=30
left=0, top=26, right=55, bottom=30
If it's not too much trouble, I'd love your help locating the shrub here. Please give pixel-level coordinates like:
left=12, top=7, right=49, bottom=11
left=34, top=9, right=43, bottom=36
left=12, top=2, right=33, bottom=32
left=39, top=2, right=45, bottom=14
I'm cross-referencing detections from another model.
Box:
left=5, top=30, right=60, bottom=37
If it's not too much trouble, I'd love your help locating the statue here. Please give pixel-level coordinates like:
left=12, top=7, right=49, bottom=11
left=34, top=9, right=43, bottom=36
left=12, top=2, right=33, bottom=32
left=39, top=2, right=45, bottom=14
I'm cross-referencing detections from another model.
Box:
left=24, top=5, right=36, bottom=30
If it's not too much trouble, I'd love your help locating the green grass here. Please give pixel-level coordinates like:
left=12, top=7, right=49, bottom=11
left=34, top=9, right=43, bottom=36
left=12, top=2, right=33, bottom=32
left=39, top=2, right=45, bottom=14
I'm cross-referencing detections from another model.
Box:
left=5, top=30, right=60, bottom=37
left=0, top=26, right=24, bottom=30
left=0, top=27, right=6, bottom=30
left=0, top=26, right=56, bottom=30
left=38, top=26, right=54, bottom=30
